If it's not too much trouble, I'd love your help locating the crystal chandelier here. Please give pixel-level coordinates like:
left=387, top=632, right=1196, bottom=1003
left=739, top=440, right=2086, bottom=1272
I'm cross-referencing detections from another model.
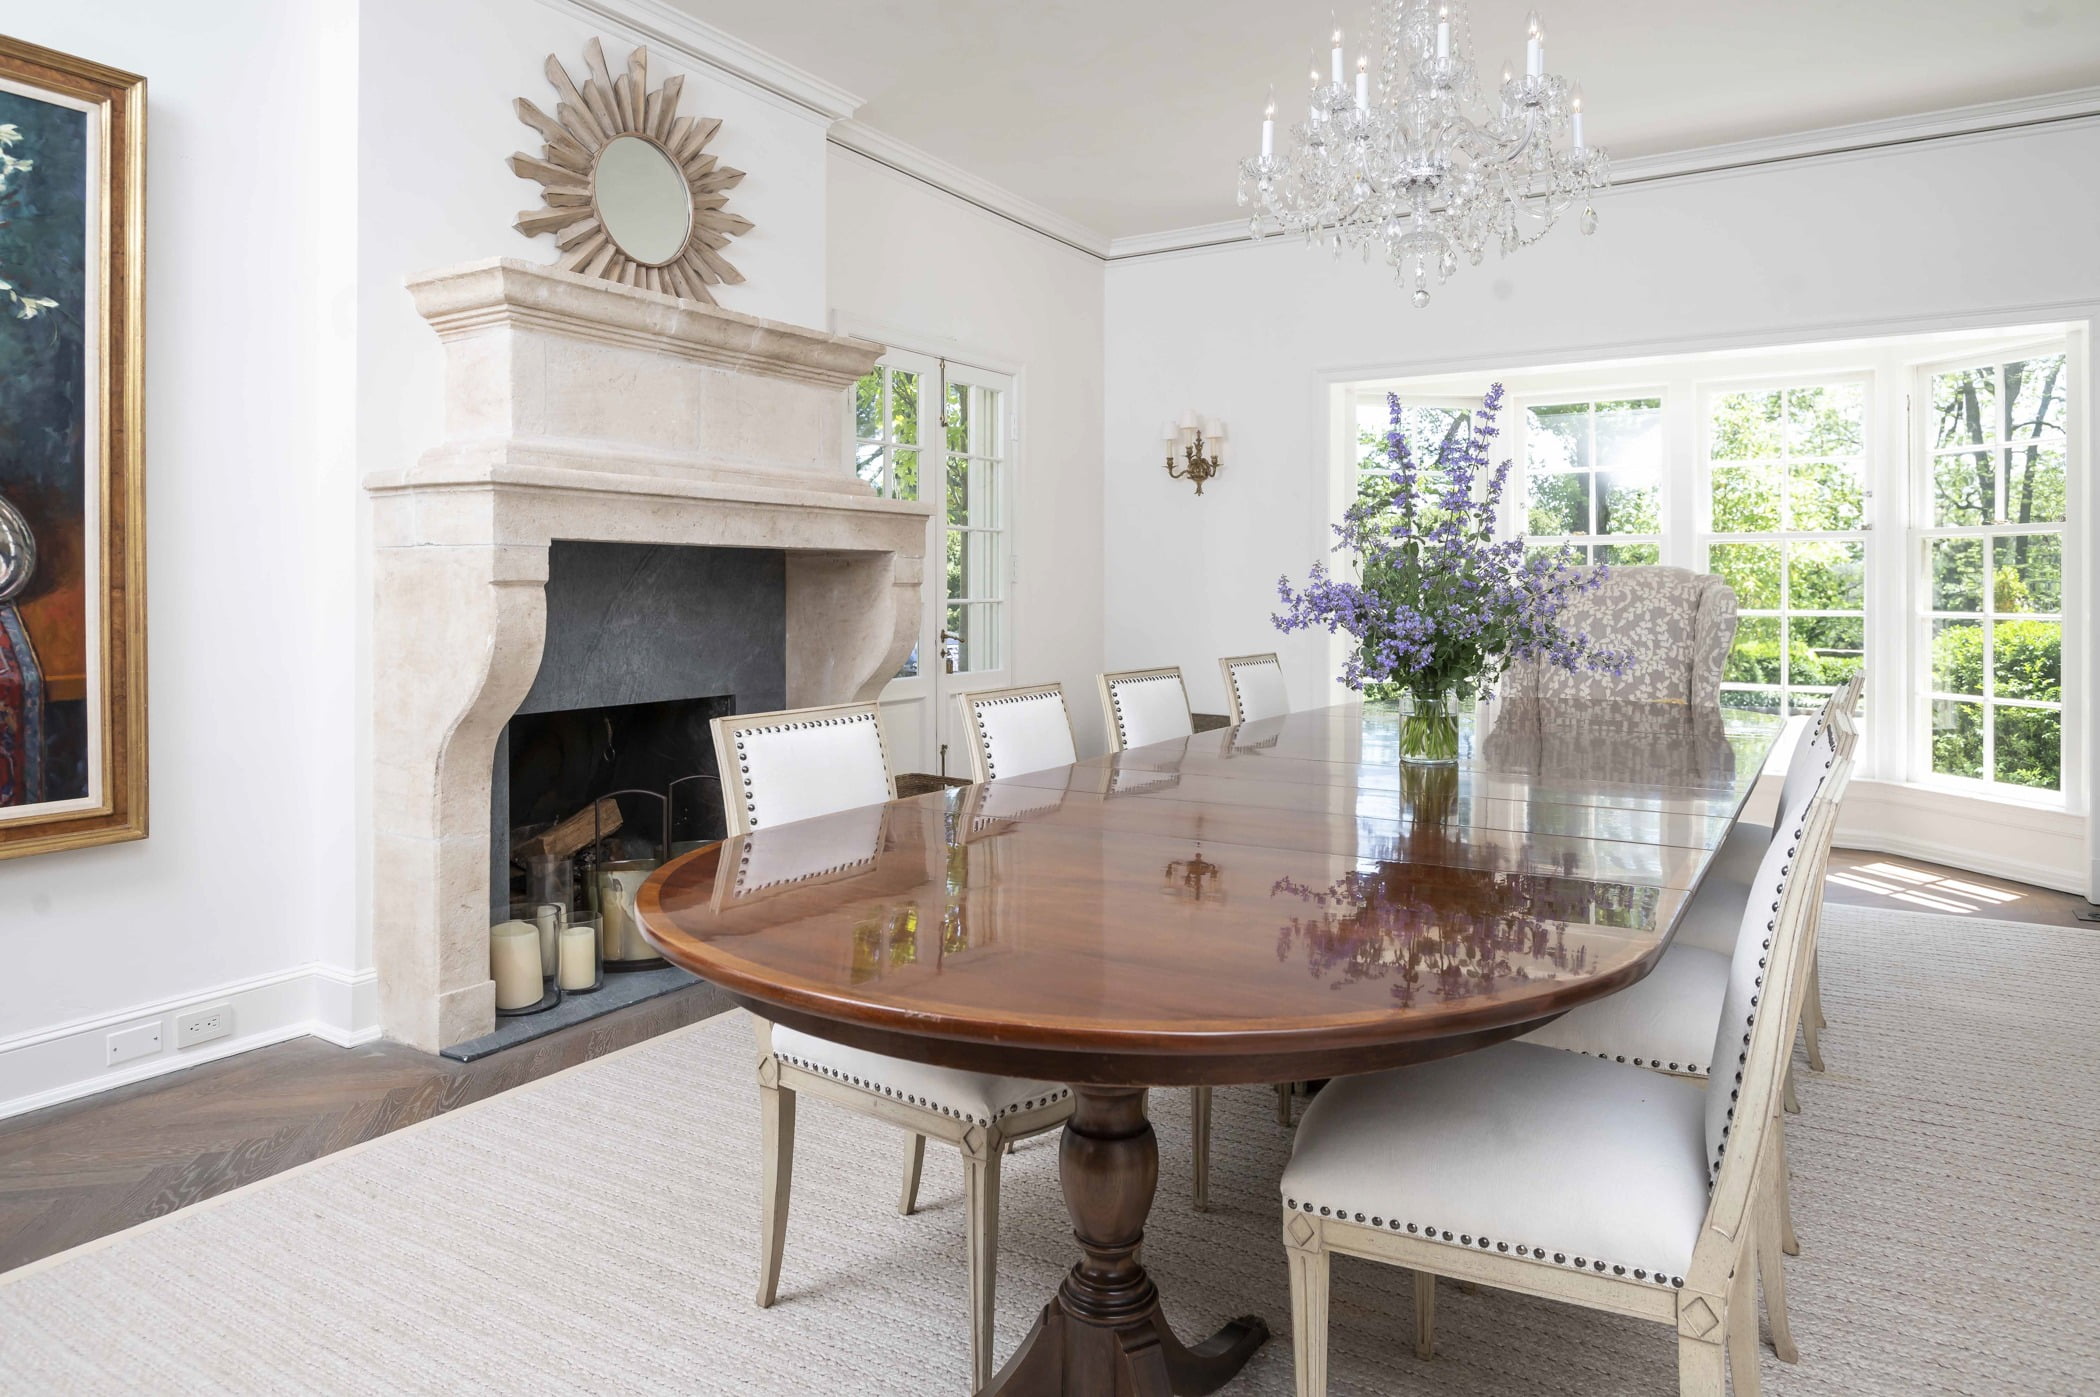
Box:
left=1237, top=2, right=1608, bottom=306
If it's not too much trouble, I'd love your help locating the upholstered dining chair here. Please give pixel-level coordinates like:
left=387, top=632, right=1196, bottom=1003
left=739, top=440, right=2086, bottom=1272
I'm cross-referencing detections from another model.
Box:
left=953, top=680, right=1221, bottom=1209
left=1219, top=652, right=1290, bottom=724
left=1098, top=666, right=1196, bottom=752
left=1278, top=742, right=1849, bottom=1396
left=710, top=701, right=1074, bottom=1390
left=954, top=682, right=1078, bottom=783
left=1498, top=565, right=1738, bottom=709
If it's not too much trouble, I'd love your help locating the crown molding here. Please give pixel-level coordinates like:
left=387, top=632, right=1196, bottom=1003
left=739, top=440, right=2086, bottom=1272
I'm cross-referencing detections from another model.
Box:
left=1105, top=84, right=2100, bottom=262
left=533, top=0, right=864, bottom=123
left=828, top=121, right=1112, bottom=258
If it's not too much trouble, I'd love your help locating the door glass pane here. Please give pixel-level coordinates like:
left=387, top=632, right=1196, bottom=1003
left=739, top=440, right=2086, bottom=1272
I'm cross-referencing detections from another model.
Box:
left=946, top=456, right=1000, bottom=528
left=945, top=382, right=970, bottom=452
left=1993, top=706, right=2060, bottom=790
left=944, top=603, right=999, bottom=674
left=891, top=450, right=921, bottom=502
left=1930, top=699, right=1984, bottom=779
left=946, top=529, right=1000, bottom=603
left=1991, top=534, right=2061, bottom=614
left=855, top=442, right=885, bottom=492
left=889, top=371, right=919, bottom=443
left=854, top=369, right=884, bottom=439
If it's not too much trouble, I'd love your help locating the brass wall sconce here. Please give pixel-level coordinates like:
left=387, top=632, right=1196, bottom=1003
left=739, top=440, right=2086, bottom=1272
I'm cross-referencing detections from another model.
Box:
left=1161, top=411, right=1225, bottom=495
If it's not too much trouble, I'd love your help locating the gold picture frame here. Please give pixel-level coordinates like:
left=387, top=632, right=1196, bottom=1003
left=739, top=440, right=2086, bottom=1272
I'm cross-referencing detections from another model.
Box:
left=0, top=37, right=146, bottom=860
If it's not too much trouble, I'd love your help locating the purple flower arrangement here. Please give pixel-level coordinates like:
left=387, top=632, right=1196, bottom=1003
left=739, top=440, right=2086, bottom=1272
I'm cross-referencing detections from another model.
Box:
left=1274, top=385, right=1632, bottom=741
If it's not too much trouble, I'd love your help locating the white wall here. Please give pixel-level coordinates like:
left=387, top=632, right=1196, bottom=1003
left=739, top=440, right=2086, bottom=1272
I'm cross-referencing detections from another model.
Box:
left=827, top=146, right=1109, bottom=755
left=1102, top=120, right=2100, bottom=890
left=0, top=0, right=365, bottom=1111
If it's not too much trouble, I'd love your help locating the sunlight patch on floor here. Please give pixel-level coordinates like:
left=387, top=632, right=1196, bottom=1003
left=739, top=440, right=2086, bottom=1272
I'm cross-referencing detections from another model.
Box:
left=1829, top=859, right=2024, bottom=916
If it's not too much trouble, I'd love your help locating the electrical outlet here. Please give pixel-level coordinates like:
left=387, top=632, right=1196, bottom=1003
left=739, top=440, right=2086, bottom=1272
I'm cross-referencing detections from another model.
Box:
left=176, top=1003, right=233, bottom=1048
left=107, top=1020, right=162, bottom=1066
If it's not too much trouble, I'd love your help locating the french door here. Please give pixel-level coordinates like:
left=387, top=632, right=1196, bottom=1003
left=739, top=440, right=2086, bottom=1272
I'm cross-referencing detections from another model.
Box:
left=852, top=349, right=1013, bottom=777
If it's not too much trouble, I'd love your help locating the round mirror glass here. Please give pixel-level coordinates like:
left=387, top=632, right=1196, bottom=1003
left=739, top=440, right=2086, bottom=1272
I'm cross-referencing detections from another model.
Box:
left=593, top=135, right=692, bottom=267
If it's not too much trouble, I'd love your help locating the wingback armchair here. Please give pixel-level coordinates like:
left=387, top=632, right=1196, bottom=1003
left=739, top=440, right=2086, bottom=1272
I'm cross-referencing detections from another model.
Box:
left=1499, top=565, right=1738, bottom=709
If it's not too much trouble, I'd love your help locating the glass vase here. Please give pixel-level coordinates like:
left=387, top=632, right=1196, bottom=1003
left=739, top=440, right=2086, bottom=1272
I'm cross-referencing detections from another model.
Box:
left=1399, top=690, right=1462, bottom=766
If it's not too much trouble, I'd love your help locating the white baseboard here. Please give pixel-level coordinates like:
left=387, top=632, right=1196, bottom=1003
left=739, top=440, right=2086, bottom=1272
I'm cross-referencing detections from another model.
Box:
left=0, top=961, right=382, bottom=1122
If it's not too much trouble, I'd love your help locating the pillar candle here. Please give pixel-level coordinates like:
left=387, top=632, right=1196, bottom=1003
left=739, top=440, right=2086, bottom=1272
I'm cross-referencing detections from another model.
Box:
left=491, top=921, right=543, bottom=1010
left=534, top=904, right=561, bottom=976
left=558, top=924, right=598, bottom=990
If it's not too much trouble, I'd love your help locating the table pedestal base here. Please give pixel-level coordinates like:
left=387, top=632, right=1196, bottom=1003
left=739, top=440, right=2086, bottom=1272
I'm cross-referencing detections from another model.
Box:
left=984, top=1085, right=1268, bottom=1396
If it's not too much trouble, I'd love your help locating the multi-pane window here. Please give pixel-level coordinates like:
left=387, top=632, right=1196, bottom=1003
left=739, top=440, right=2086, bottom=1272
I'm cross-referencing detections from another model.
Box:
left=1703, top=383, right=1868, bottom=717
left=854, top=364, right=922, bottom=503
left=1522, top=399, right=1664, bottom=565
left=1354, top=397, right=1471, bottom=493
left=1921, top=354, right=2068, bottom=791
left=942, top=379, right=1006, bottom=674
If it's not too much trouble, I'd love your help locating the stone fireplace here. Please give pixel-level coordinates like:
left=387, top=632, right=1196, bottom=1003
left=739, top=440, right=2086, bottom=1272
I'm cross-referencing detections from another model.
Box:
left=368, top=259, right=927, bottom=1054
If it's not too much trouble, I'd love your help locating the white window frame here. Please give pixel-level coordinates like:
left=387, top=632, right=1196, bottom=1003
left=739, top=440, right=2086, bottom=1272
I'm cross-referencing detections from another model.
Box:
left=1696, top=371, right=1877, bottom=720
left=1908, top=339, right=2081, bottom=807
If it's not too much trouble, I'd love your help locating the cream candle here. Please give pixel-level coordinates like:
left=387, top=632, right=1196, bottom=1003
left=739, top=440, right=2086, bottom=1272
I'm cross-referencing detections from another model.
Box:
left=558, top=924, right=598, bottom=990
left=534, top=904, right=561, bottom=976
left=490, top=921, right=543, bottom=1010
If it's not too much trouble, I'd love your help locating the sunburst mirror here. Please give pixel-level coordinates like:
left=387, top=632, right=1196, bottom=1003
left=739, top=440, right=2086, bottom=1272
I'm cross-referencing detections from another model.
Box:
left=509, top=39, right=753, bottom=302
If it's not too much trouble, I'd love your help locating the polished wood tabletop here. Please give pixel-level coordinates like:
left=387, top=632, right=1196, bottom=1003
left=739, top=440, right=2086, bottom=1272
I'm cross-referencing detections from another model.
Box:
left=641, top=699, right=1783, bottom=1086
left=637, top=697, right=1784, bottom=1397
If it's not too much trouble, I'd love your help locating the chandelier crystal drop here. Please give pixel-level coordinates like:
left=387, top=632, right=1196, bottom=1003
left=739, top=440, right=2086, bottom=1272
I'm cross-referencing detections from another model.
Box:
left=1237, top=2, right=1608, bottom=306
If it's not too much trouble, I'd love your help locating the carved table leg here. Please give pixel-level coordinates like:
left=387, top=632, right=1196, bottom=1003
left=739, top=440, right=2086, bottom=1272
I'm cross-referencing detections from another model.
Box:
left=984, top=1085, right=1268, bottom=1396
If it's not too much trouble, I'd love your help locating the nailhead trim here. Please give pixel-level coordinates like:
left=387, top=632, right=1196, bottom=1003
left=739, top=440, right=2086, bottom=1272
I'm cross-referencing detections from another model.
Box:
left=965, top=689, right=1070, bottom=780
left=1104, top=670, right=1183, bottom=748
left=775, top=1048, right=1070, bottom=1128
left=1223, top=657, right=1281, bottom=722
left=1281, top=1197, right=1683, bottom=1289
left=729, top=712, right=884, bottom=830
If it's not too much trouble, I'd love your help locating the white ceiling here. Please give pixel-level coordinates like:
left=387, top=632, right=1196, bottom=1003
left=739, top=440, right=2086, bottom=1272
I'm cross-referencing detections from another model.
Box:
left=668, top=0, right=2100, bottom=241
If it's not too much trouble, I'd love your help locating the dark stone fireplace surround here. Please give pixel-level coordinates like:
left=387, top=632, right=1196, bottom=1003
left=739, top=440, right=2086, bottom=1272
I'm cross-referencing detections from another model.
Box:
left=490, top=540, right=787, bottom=921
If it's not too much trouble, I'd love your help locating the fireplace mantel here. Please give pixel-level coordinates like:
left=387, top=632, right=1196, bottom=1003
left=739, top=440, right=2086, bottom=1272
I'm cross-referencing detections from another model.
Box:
left=368, top=259, right=927, bottom=1053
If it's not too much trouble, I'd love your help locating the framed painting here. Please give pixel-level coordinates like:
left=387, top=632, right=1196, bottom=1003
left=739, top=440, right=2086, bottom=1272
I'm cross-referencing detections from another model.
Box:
left=0, top=38, right=144, bottom=860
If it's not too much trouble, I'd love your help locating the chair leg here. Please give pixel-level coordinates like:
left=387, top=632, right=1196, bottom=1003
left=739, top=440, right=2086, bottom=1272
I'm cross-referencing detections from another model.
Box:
left=962, top=1127, right=1003, bottom=1392
left=1283, top=1224, right=1330, bottom=1395
left=1277, top=1082, right=1295, bottom=1126
left=1783, top=1061, right=1801, bottom=1116
left=756, top=1075, right=796, bottom=1309
left=1775, top=1116, right=1801, bottom=1257
left=899, top=1133, right=925, bottom=1216
left=1413, top=1270, right=1436, bottom=1360
left=1677, top=1334, right=1725, bottom=1397
left=1759, top=1168, right=1799, bottom=1363
left=1803, top=959, right=1828, bottom=1072
left=1191, top=1087, right=1212, bottom=1211
left=1811, top=947, right=1829, bottom=1029
left=1726, top=1259, right=1761, bottom=1396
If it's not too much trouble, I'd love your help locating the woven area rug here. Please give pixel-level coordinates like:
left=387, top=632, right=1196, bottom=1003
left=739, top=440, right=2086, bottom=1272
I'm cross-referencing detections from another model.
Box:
left=4, top=904, right=2096, bottom=1394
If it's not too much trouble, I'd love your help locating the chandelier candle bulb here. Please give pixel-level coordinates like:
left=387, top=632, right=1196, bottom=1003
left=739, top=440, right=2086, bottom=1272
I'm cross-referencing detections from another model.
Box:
left=1571, top=87, right=1585, bottom=149
left=1527, top=12, right=1543, bottom=77
left=1331, top=25, right=1344, bottom=84
left=1262, top=91, right=1275, bottom=158
left=1355, top=55, right=1369, bottom=111
left=1437, top=6, right=1451, bottom=59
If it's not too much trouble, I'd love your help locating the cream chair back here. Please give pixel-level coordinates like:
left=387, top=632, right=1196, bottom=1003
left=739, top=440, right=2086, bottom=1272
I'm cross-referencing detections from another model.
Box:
left=1097, top=667, right=1195, bottom=752
left=1219, top=652, right=1289, bottom=725
left=710, top=702, right=894, bottom=836
left=956, top=683, right=1079, bottom=783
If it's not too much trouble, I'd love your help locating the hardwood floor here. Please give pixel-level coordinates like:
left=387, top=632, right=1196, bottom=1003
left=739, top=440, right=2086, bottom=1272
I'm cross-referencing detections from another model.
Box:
left=0, top=850, right=2087, bottom=1279
left=0, top=980, right=736, bottom=1276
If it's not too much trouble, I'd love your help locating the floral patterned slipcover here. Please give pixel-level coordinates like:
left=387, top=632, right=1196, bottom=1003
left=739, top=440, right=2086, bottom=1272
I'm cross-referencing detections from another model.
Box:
left=1499, top=565, right=1737, bottom=710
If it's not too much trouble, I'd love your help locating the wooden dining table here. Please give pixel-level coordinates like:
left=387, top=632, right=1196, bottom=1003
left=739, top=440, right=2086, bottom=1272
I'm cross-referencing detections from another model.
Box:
left=639, top=697, right=1787, bottom=1396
